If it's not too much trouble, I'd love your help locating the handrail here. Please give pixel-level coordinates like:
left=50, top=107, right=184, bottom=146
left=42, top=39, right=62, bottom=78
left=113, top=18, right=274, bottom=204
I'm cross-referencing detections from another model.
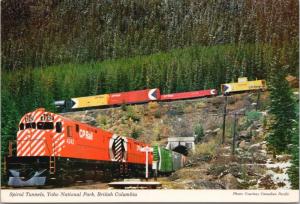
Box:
left=8, top=140, right=14, bottom=157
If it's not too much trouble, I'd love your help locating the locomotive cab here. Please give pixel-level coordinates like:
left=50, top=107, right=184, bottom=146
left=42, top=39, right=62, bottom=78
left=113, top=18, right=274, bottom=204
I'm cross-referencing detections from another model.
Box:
left=16, top=108, right=65, bottom=157
left=7, top=108, right=66, bottom=186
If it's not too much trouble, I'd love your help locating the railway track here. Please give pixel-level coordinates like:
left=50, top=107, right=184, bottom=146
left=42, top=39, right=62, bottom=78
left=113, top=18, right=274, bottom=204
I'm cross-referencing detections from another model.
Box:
left=2, top=177, right=164, bottom=189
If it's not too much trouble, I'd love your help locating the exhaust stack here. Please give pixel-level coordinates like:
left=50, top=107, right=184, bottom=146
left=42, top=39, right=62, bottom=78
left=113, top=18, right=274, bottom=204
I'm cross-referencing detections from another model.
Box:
left=54, top=100, right=65, bottom=107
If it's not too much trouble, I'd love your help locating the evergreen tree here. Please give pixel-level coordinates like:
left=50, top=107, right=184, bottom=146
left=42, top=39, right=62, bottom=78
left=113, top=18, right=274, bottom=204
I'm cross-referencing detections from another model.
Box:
left=267, top=57, right=297, bottom=153
left=288, top=104, right=299, bottom=189
left=1, top=90, right=20, bottom=157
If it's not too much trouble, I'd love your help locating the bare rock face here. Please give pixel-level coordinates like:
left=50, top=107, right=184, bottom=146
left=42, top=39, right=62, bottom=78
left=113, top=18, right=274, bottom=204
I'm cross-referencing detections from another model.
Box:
left=248, top=143, right=262, bottom=153
left=276, top=154, right=292, bottom=162
left=196, top=154, right=213, bottom=162
left=258, top=175, right=276, bottom=189
left=285, top=75, right=299, bottom=88
left=212, top=128, right=220, bottom=134
left=208, top=165, right=228, bottom=178
left=169, top=172, right=180, bottom=181
left=228, top=165, right=243, bottom=178
left=252, top=152, right=267, bottom=164
left=252, top=121, right=262, bottom=129
left=239, top=130, right=249, bottom=139
left=239, top=140, right=248, bottom=149
left=81, top=115, right=97, bottom=125
left=188, top=179, right=225, bottom=189
left=221, top=173, right=239, bottom=189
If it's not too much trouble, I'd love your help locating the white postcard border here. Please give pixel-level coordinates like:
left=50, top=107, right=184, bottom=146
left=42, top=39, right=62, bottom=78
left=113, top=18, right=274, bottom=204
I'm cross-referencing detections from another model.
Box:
left=1, top=189, right=299, bottom=203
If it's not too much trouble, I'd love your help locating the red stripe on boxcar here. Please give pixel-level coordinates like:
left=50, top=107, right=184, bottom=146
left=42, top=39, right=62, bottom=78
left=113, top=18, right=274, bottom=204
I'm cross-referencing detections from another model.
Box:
left=108, top=89, right=160, bottom=105
left=160, top=89, right=217, bottom=101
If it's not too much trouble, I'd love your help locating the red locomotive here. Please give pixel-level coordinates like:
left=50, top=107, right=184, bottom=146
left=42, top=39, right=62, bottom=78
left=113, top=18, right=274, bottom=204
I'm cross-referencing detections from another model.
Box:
left=7, top=108, right=153, bottom=186
left=7, top=88, right=218, bottom=186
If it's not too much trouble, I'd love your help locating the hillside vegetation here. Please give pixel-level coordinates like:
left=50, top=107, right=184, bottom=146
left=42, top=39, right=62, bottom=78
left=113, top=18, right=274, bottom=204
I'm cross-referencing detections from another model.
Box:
left=2, top=0, right=298, bottom=70
left=1, top=43, right=298, bottom=156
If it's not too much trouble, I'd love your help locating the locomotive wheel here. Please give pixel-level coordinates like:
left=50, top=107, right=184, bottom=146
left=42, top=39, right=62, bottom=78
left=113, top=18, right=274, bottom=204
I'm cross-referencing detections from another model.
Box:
left=63, top=175, right=74, bottom=186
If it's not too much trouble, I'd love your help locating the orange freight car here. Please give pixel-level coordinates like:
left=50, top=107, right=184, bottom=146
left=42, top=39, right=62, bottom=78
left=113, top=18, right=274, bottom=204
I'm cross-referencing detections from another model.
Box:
left=108, top=88, right=160, bottom=105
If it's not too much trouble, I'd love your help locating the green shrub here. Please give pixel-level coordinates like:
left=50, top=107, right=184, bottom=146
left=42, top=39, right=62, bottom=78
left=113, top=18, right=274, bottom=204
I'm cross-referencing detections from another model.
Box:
left=246, top=111, right=262, bottom=122
left=154, top=110, right=162, bottom=118
left=100, top=116, right=107, bottom=126
left=176, top=104, right=185, bottom=115
left=121, top=104, right=127, bottom=111
left=96, top=115, right=107, bottom=128
left=194, top=124, right=204, bottom=143
left=131, top=128, right=142, bottom=139
left=191, top=137, right=219, bottom=160
left=126, top=106, right=140, bottom=122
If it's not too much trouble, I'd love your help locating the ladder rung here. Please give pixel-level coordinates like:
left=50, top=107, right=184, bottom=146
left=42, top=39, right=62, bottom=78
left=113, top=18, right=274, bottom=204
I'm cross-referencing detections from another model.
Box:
left=49, top=154, right=56, bottom=174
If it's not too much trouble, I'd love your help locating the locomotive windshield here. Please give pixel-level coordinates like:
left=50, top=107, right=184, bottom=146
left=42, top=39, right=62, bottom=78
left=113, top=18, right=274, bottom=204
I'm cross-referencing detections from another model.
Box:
left=19, top=123, right=36, bottom=130
left=25, top=123, right=36, bottom=129
left=19, top=123, right=24, bottom=130
left=37, top=122, right=54, bottom=130
left=19, top=122, right=55, bottom=130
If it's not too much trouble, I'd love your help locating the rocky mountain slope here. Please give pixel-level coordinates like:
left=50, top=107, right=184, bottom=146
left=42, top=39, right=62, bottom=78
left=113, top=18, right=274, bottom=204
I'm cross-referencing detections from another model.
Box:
left=62, top=93, right=257, bottom=144
left=61, top=92, right=293, bottom=189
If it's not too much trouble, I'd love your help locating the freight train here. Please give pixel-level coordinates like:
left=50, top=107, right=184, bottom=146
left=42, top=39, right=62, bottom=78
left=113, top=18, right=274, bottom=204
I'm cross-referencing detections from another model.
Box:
left=54, top=78, right=266, bottom=111
left=6, top=77, right=266, bottom=187
left=55, top=88, right=218, bottom=111
left=6, top=108, right=186, bottom=187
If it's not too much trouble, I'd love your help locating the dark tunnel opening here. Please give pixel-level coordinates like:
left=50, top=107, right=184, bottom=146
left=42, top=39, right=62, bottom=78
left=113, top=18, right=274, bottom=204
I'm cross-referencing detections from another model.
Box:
left=172, top=145, right=189, bottom=156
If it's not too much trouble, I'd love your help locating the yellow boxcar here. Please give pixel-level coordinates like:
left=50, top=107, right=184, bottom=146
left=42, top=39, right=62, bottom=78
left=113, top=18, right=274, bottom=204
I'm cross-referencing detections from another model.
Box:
left=71, top=94, right=109, bottom=109
left=221, top=78, right=267, bottom=94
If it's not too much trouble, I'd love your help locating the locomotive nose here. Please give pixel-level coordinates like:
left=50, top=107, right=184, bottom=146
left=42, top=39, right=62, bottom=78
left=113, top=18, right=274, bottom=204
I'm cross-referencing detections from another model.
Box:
left=19, top=168, right=36, bottom=180
left=17, top=129, right=47, bottom=157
